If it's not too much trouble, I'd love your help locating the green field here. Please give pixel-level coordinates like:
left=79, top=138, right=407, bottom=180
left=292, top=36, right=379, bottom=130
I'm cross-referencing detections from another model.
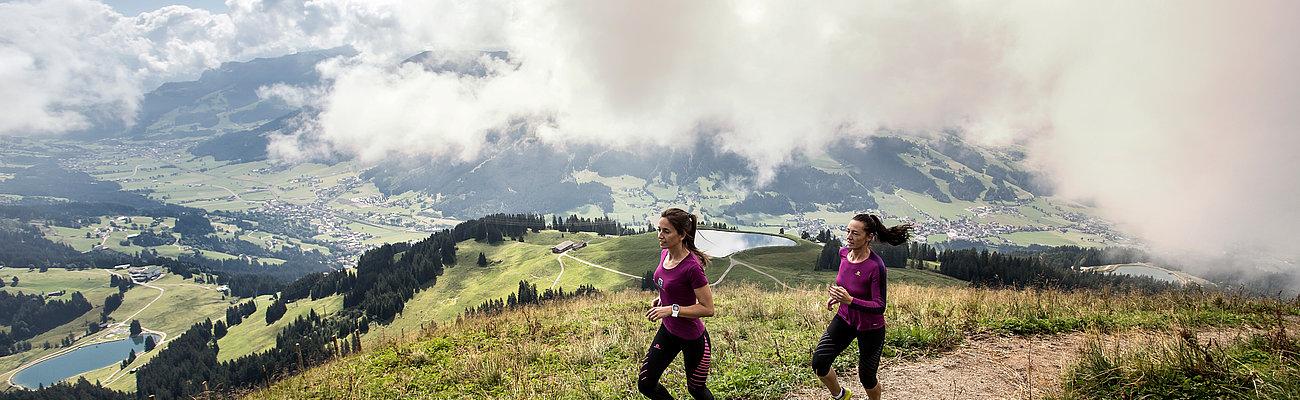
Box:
left=36, top=216, right=252, bottom=262
left=563, top=232, right=661, bottom=276
left=104, top=274, right=232, bottom=340
left=81, top=148, right=363, bottom=214
left=349, top=223, right=429, bottom=246
left=83, top=149, right=431, bottom=235
left=212, top=221, right=331, bottom=256
left=34, top=214, right=331, bottom=265
left=0, top=267, right=115, bottom=298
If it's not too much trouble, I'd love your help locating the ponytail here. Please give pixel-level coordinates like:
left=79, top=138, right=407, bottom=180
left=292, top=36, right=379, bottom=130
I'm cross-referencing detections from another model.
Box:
left=662, top=208, right=710, bottom=269
left=853, top=213, right=913, bottom=246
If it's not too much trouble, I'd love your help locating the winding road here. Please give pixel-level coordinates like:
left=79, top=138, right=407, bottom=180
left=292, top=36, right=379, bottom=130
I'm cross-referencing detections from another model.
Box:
left=711, top=258, right=740, bottom=286
left=559, top=253, right=641, bottom=279
left=730, top=257, right=792, bottom=290
left=550, top=255, right=566, bottom=289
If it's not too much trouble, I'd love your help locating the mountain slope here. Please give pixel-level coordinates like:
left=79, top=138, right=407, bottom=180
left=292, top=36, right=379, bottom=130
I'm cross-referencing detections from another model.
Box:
left=131, top=47, right=354, bottom=138
left=248, top=282, right=1293, bottom=399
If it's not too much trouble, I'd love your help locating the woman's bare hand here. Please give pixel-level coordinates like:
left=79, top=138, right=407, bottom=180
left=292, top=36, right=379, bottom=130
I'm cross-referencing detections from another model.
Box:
left=829, top=285, right=854, bottom=304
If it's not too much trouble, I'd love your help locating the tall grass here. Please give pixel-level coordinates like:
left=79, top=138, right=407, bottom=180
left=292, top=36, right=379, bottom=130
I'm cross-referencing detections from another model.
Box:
left=1060, top=325, right=1300, bottom=399
left=250, top=284, right=1298, bottom=399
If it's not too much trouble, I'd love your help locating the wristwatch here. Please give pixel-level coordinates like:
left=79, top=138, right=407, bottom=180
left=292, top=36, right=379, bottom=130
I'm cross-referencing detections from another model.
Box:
left=671, top=304, right=680, bottom=318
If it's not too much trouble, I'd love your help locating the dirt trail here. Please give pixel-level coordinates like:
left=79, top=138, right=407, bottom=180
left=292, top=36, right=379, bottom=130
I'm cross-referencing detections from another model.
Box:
left=786, top=327, right=1269, bottom=400
left=714, top=257, right=793, bottom=290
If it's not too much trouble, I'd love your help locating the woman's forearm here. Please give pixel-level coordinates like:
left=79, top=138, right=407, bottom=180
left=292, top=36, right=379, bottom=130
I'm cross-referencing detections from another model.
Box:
left=676, top=303, right=714, bottom=318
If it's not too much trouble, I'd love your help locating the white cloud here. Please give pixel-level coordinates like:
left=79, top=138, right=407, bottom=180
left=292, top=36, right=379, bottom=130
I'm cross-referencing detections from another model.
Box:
left=1013, top=1, right=1300, bottom=261
left=0, top=0, right=476, bottom=136
left=2, top=0, right=1297, bottom=271
left=276, top=0, right=1300, bottom=270
left=297, top=1, right=1039, bottom=181
left=0, top=0, right=144, bottom=133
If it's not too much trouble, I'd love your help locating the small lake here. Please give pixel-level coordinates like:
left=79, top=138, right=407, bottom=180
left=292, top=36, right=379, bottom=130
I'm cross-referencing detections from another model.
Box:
left=695, top=230, right=796, bottom=257
left=12, top=333, right=160, bottom=389
left=1112, top=264, right=1180, bottom=283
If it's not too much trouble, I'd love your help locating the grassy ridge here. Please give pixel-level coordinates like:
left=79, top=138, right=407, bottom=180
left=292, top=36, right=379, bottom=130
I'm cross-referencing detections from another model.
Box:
left=362, top=232, right=644, bottom=344
left=562, top=232, right=660, bottom=276
left=250, top=283, right=1297, bottom=399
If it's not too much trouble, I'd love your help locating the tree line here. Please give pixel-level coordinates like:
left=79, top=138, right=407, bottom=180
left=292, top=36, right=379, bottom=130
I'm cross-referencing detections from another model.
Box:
left=462, top=280, right=599, bottom=319
left=938, top=248, right=1175, bottom=292
left=214, top=299, right=258, bottom=339
left=0, top=291, right=92, bottom=356
left=552, top=214, right=636, bottom=236
left=0, top=220, right=137, bottom=269
left=0, top=377, right=132, bottom=400
left=806, top=232, right=1168, bottom=293
left=134, top=304, right=368, bottom=398
left=809, top=228, right=938, bottom=271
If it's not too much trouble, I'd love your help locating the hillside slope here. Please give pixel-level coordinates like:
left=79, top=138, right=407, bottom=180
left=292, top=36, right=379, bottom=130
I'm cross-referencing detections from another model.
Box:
left=362, top=231, right=961, bottom=344
left=250, top=283, right=1294, bottom=399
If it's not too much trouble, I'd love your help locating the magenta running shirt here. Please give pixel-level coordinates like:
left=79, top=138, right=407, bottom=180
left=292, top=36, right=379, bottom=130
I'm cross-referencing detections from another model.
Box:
left=835, top=247, right=887, bottom=331
left=654, top=249, right=709, bottom=340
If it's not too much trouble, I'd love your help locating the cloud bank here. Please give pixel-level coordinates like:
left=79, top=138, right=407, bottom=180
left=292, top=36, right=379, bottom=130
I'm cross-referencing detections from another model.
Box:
left=3, top=0, right=1297, bottom=269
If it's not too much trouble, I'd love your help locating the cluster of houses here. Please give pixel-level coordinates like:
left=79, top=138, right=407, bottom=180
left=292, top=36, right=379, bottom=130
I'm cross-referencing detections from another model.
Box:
left=254, top=177, right=442, bottom=266
left=312, top=176, right=360, bottom=202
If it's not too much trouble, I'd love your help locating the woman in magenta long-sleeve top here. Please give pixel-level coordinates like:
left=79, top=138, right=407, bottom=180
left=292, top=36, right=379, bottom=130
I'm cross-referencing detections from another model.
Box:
left=811, top=214, right=912, bottom=400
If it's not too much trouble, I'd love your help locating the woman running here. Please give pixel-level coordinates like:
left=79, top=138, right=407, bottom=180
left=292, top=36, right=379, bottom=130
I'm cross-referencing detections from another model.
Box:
left=811, top=214, right=912, bottom=400
left=639, top=208, right=716, bottom=400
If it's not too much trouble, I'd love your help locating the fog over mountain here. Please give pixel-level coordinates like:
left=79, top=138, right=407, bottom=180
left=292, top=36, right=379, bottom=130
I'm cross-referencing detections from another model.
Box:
left=2, top=0, right=1297, bottom=278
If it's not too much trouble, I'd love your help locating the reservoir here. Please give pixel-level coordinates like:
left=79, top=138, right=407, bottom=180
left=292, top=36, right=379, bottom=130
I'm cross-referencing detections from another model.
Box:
left=695, top=230, right=796, bottom=257
left=1112, top=264, right=1181, bottom=283
left=11, top=333, right=159, bottom=389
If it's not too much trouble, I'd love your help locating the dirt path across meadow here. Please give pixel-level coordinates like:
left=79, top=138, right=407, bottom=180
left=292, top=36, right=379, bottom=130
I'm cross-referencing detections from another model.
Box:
left=785, top=327, right=1270, bottom=399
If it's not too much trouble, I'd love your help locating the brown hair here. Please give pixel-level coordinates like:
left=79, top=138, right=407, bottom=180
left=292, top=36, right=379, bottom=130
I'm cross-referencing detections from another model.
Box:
left=661, top=208, right=710, bottom=269
left=852, top=213, right=913, bottom=246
